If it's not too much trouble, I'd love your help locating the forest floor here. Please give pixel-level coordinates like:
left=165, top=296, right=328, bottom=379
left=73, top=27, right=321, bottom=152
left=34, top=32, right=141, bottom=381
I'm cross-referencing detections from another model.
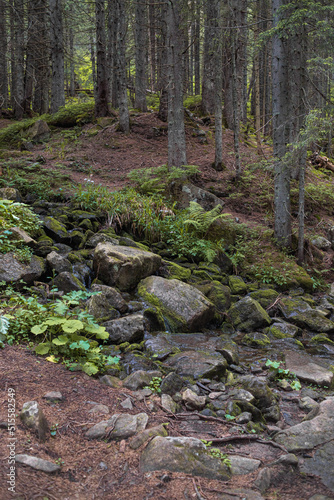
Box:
left=1, top=110, right=334, bottom=499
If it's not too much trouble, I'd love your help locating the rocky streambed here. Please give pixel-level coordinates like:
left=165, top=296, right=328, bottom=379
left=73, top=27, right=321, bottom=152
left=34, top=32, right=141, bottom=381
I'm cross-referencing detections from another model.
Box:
left=1, top=189, right=334, bottom=499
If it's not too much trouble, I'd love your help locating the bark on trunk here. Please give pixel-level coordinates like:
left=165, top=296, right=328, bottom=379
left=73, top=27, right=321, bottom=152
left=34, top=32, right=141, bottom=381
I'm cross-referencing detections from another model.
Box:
left=116, top=0, right=130, bottom=133
left=167, top=0, right=187, bottom=167
left=95, top=0, right=110, bottom=117
left=134, top=0, right=147, bottom=111
left=0, top=0, right=8, bottom=111
left=50, top=0, right=65, bottom=113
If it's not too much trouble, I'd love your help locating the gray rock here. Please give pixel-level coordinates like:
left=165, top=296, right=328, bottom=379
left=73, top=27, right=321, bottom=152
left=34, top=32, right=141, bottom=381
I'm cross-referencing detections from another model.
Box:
left=274, top=397, right=334, bottom=451
left=229, top=276, right=247, bottom=295
left=229, top=455, right=261, bottom=475
left=311, top=236, right=332, bottom=250
left=46, top=251, right=72, bottom=273
left=20, top=401, right=49, bottom=441
left=285, top=351, right=334, bottom=387
left=166, top=350, right=227, bottom=380
left=103, top=314, right=145, bottom=344
left=266, top=320, right=299, bottom=338
left=89, top=284, right=128, bottom=316
left=50, top=271, right=85, bottom=293
left=235, top=412, right=252, bottom=424
left=15, top=454, right=60, bottom=473
left=140, top=436, right=231, bottom=481
left=26, top=120, right=50, bottom=142
left=0, top=187, right=22, bottom=201
left=173, top=182, right=225, bottom=211
left=217, top=339, right=239, bottom=365
left=99, top=375, right=122, bottom=388
left=182, top=388, right=206, bottom=410
left=122, top=370, right=162, bottom=391
left=138, top=276, right=215, bottom=332
left=300, top=441, right=334, bottom=492
left=291, top=310, right=334, bottom=333
left=239, top=376, right=276, bottom=409
left=43, top=391, right=63, bottom=403
left=86, top=233, right=119, bottom=247
left=299, top=396, right=320, bottom=413
left=88, top=404, right=110, bottom=415
left=130, top=424, right=168, bottom=450
left=43, top=216, right=69, bottom=242
left=86, top=412, right=148, bottom=440
left=160, top=372, right=184, bottom=396
left=227, top=296, right=271, bottom=332
left=161, top=394, right=178, bottom=413
left=120, top=398, right=133, bottom=410
left=93, top=243, right=161, bottom=291
left=144, top=333, right=176, bottom=361
left=279, top=296, right=312, bottom=319
left=253, top=467, right=271, bottom=493
left=0, top=253, right=45, bottom=284
left=8, top=227, right=37, bottom=247
left=216, top=488, right=265, bottom=500
left=249, top=289, right=279, bottom=310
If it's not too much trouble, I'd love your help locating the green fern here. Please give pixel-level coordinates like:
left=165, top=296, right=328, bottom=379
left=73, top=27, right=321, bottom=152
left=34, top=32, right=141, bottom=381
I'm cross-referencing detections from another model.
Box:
left=184, top=202, right=225, bottom=237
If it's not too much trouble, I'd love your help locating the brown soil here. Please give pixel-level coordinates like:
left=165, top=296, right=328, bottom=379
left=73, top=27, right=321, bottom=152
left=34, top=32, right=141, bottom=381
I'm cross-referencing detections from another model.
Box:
left=1, top=345, right=333, bottom=500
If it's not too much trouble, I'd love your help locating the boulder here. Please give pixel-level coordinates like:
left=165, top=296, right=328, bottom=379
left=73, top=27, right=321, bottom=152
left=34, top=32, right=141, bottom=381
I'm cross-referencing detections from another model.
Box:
left=289, top=309, right=334, bottom=333
left=140, top=436, right=231, bottom=480
left=165, top=350, right=227, bottom=380
left=138, top=276, right=215, bottom=332
left=274, top=397, right=334, bottom=451
left=227, top=296, right=271, bottom=332
left=229, top=456, right=261, bottom=475
left=299, top=441, right=334, bottom=492
left=160, top=372, right=184, bottom=396
left=249, top=289, right=279, bottom=310
left=311, top=236, right=331, bottom=250
left=86, top=413, right=148, bottom=440
left=122, top=370, right=162, bottom=391
left=129, top=424, right=168, bottom=450
left=265, top=320, right=299, bottom=339
left=0, top=253, right=45, bottom=284
left=20, top=401, right=49, bottom=441
left=26, top=120, right=50, bottom=142
left=103, top=313, right=145, bottom=344
left=43, top=216, right=69, bottom=242
left=46, top=251, right=72, bottom=274
left=15, top=455, right=60, bottom=473
left=0, top=187, right=22, bottom=201
left=86, top=233, right=119, bottom=248
left=279, top=296, right=312, bottom=319
left=172, top=182, right=225, bottom=211
left=93, top=243, right=161, bottom=291
left=88, top=284, right=128, bottom=317
left=8, top=227, right=37, bottom=247
left=284, top=351, right=334, bottom=387
left=239, top=376, right=276, bottom=410
left=50, top=271, right=85, bottom=293
left=229, top=276, right=247, bottom=295
left=182, top=388, right=206, bottom=410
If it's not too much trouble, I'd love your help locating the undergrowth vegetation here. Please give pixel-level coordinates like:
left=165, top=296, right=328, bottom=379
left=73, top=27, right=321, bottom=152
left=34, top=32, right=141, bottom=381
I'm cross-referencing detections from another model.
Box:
left=0, top=287, right=118, bottom=375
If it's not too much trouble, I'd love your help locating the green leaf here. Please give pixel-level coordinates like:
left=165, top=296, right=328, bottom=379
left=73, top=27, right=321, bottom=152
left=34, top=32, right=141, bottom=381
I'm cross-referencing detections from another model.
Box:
left=35, top=343, right=51, bottom=354
left=81, top=362, right=99, bottom=375
left=45, top=317, right=67, bottom=326
left=106, top=355, right=120, bottom=365
left=52, top=335, right=69, bottom=346
left=62, top=319, right=84, bottom=333
left=31, top=324, right=48, bottom=335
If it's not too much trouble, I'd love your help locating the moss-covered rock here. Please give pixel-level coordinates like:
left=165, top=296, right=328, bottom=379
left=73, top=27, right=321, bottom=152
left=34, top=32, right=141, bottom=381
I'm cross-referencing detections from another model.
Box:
left=249, top=289, right=279, bottom=310
left=50, top=271, right=85, bottom=293
left=0, top=253, right=45, bottom=285
left=229, top=276, right=247, bottom=295
left=163, top=260, right=192, bottom=281
left=138, top=276, right=215, bottom=332
left=165, top=350, right=227, bottom=380
left=43, top=216, right=69, bottom=242
left=242, top=332, right=271, bottom=347
left=93, top=243, right=161, bottom=291
left=227, top=296, right=271, bottom=332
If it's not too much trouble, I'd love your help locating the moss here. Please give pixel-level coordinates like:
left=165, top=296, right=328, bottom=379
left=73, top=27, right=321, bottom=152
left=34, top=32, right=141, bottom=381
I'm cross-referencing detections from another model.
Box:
left=164, top=260, right=192, bottom=281
left=249, top=289, right=279, bottom=309
left=192, top=269, right=213, bottom=281
left=119, top=342, right=130, bottom=352
left=124, top=343, right=144, bottom=353
left=246, top=421, right=263, bottom=434
left=143, top=307, right=166, bottom=331
left=310, top=335, right=334, bottom=345
left=242, top=332, right=271, bottom=347
left=228, top=276, right=248, bottom=295
left=266, top=326, right=289, bottom=339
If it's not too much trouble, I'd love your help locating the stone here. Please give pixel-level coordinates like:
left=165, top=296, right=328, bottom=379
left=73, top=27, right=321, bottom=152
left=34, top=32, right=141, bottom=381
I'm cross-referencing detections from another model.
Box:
left=216, top=489, right=265, bottom=500
left=300, top=441, right=334, bottom=492
left=235, top=412, right=252, bottom=424
left=242, top=332, right=270, bottom=347
left=216, top=339, right=239, bottom=365
left=279, top=296, right=312, bottom=319
left=99, top=375, right=122, bottom=388
left=8, top=227, right=37, bottom=247
left=274, top=397, right=334, bottom=451
left=138, top=276, right=215, bottom=332
left=122, top=370, right=162, bottom=391
left=130, top=424, right=168, bottom=450
left=311, top=236, right=332, bottom=250
left=15, top=454, right=60, bottom=473
left=120, top=398, right=133, bottom=410
left=265, top=320, right=299, bottom=339
left=249, top=289, right=279, bottom=310
left=163, top=260, right=192, bottom=281
left=46, top=251, right=72, bottom=273
left=144, top=333, right=176, bottom=361
left=89, top=284, right=128, bottom=316
left=50, top=271, right=85, bottom=293
left=0, top=187, right=22, bottom=201
left=254, top=467, right=271, bottom=493
left=290, top=310, right=334, bottom=333
left=160, top=372, right=184, bottom=396
left=43, top=391, right=63, bottom=403
left=140, top=436, right=231, bottom=481
left=172, top=182, right=225, bottom=211
left=182, top=388, right=206, bottom=410
left=285, top=351, right=334, bottom=387
left=0, top=253, right=45, bottom=285
left=86, top=412, right=148, bottom=440
left=299, top=396, right=319, bottom=413
left=227, top=297, right=271, bottom=332
left=20, top=401, right=49, bottom=441
left=161, top=394, right=178, bottom=413
left=103, top=314, right=145, bottom=344
left=166, top=350, right=227, bottom=380
left=88, top=404, right=110, bottom=415
left=26, top=120, right=50, bottom=142
left=229, top=276, right=247, bottom=295
left=229, top=456, right=261, bottom=475
left=93, top=243, right=161, bottom=291
left=86, top=233, right=119, bottom=248
left=43, top=216, right=69, bottom=242
left=239, top=376, right=276, bottom=410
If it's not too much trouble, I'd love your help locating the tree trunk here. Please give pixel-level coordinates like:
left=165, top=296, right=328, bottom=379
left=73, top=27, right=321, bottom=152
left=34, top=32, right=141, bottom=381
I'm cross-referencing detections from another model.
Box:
left=116, top=0, right=130, bottom=133
left=134, top=0, right=147, bottom=111
left=95, top=0, right=109, bottom=117
left=272, top=0, right=291, bottom=248
left=0, top=0, right=8, bottom=111
left=157, top=1, right=168, bottom=122
left=194, top=0, right=201, bottom=95
left=12, top=0, right=25, bottom=119
left=167, top=0, right=187, bottom=167
left=202, top=0, right=216, bottom=115
left=148, top=0, right=156, bottom=90
left=214, top=0, right=223, bottom=171
left=32, top=0, right=49, bottom=114
left=50, top=0, right=65, bottom=113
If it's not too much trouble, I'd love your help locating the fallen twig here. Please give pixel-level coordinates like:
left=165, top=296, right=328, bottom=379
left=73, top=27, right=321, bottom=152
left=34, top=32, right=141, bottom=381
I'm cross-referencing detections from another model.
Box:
left=209, top=434, right=288, bottom=452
